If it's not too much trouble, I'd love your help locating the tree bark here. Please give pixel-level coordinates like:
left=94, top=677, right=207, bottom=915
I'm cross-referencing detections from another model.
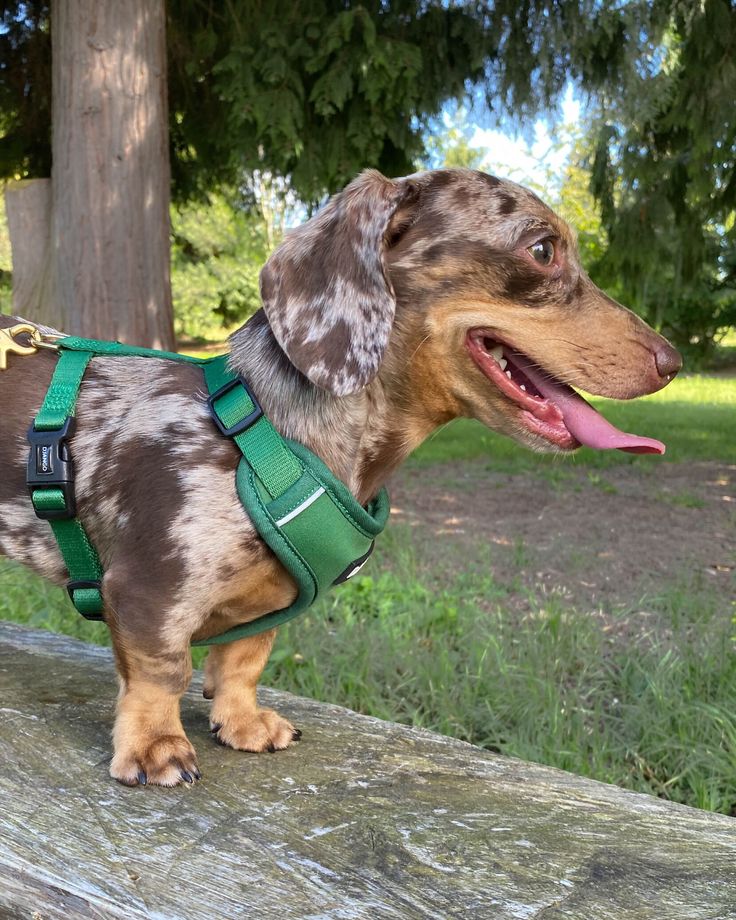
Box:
left=4, top=180, right=55, bottom=325
left=49, top=0, right=175, bottom=348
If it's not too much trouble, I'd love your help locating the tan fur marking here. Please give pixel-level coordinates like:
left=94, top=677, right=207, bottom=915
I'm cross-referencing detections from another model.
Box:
left=204, top=631, right=299, bottom=752
left=111, top=677, right=198, bottom=787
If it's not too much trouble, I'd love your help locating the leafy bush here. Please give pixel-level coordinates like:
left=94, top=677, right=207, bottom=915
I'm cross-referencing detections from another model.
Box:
left=170, top=190, right=268, bottom=341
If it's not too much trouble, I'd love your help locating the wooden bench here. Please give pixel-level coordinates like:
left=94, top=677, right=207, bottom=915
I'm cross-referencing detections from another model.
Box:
left=1, top=621, right=734, bottom=919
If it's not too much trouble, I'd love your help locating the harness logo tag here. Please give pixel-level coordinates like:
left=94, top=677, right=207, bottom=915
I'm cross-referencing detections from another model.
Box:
left=37, top=445, right=53, bottom=475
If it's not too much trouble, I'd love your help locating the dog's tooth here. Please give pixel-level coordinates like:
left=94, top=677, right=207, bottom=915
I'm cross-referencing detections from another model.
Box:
left=499, top=358, right=508, bottom=370
left=489, top=345, right=504, bottom=363
left=520, top=384, right=526, bottom=391
left=505, top=370, right=512, bottom=379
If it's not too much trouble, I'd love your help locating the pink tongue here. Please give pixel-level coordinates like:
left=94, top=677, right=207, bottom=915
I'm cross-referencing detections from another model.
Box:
left=515, top=356, right=665, bottom=455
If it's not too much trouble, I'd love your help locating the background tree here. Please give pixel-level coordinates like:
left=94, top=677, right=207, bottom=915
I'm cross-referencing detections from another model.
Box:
left=171, top=189, right=269, bottom=342
left=0, top=193, right=11, bottom=311
left=588, top=0, right=736, bottom=358
left=2, top=0, right=174, bottom=346
left=1, top=0, right=733, bottom=351
left=553, top=135, right=608, bottom=274
left=1, top=0, right=491, bottom=342
left=423, top=110, right=485, bottom=171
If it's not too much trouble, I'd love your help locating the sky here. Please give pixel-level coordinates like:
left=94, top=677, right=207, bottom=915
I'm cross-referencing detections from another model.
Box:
left=469, top=85, right=582, bottom=190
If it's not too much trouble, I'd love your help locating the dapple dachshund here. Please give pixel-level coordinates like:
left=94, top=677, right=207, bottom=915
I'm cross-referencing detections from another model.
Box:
left=0, top=168, right=681, bottom=786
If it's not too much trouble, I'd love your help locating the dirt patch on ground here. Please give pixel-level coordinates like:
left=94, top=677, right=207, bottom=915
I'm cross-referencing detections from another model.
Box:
left=390, top=460, right=735, bottom=615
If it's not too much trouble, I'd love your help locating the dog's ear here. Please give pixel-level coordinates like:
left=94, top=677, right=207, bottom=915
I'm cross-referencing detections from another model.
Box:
left=259, top=170, right=421, bottom=396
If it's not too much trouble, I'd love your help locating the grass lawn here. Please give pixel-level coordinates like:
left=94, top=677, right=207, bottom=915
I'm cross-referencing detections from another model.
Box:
left=1, top=371, right=735, bottom=812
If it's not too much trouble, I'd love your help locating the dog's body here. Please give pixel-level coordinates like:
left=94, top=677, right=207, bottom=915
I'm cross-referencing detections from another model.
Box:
left=0, top=169, right=681, bottom=786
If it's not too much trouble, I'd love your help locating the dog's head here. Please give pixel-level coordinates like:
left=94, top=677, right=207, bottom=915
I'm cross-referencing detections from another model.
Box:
left=259, top=168, right=681, bottom=454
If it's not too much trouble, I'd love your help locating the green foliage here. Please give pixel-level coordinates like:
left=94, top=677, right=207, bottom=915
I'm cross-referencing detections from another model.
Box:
left=170, top=189, right=268, bottom=340
left=0, top=1, right=688, bottom=203
left=0, top=1, right=490, bottom=200
left=553, top=133, right=609, bottom=272
left=588, top=0, right=736, bottom=357
left=423, top=110, right=484, bottom=170
left=0, top=3, right=51, bottom=180
left=2, top=1, right=733, bottom=350
left=166, top=1, right=489, bottom=200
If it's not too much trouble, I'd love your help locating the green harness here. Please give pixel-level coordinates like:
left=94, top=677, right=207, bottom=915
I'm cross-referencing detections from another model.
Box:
left=27, top=336, right=389, bottom=646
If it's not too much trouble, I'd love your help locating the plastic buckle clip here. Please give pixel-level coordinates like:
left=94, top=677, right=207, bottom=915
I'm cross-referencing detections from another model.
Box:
left=27, top=416, right=77, bottom=520
left=207, top=375, right=263, bottom=437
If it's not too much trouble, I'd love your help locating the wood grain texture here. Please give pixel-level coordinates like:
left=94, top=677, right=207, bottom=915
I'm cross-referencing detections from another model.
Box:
left=0, top=621, right=735, bottom=920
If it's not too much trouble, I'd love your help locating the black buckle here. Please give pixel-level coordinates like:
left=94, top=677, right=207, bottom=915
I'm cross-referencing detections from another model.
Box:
left=67, top=580, right=104, bottom=621
left=207, top=375, right=264, bottom=438
left=27, top=416, right=77, bottom=520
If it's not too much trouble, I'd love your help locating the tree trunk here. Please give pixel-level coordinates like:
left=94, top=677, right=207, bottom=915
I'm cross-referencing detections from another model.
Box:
left=48, top=0, right=175, bottom=348
left=5, top=180, right=55, bottom=325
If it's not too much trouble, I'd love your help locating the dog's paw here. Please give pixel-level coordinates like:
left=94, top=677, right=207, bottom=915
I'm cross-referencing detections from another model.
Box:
left=209, top=707, right=301, bottom=753
left=110, top=733, right=201, bottom=787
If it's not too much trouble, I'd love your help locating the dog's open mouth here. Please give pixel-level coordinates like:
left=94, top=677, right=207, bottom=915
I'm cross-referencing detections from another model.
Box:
left=466, top=330, right=665, bottom=454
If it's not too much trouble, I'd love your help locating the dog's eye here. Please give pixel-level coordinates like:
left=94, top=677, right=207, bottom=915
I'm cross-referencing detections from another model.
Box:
left=528, top=239, right=555, bottom=266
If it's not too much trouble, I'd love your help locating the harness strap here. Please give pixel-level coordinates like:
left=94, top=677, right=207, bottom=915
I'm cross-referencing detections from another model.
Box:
left=34, top=348, right=90, bottom=430
left=194, top=356, right=389, bottom=646
left=28, top=348, right=104, bottom=618
left=27, top=336, right=390, bottom=644
left=203, top=359, right=303, bottom=500
left=50, top=336, right=205, bottom=364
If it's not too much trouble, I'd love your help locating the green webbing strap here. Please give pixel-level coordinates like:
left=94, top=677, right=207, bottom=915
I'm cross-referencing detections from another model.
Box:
left=29, top=347, right=105, bottom=618
left=54, top=336, right=205, bottom=364
left=203, top=356, right=303, bottom=500
left=33, top=348, right=91, bottom=431
left=35, top=502, right=104, bottom=618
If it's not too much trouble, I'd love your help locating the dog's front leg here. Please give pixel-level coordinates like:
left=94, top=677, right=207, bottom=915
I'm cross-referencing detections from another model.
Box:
left=108, top=634, right=198, bottom=787
left=203, top=631, right=301, bottom=752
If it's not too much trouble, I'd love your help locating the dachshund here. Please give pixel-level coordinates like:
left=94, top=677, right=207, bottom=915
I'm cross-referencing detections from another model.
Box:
left=0, top=168, right=681, bottom=786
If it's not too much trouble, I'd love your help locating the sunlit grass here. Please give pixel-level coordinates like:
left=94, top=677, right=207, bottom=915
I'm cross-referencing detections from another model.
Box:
left=269, top=547, right=736, bottom=814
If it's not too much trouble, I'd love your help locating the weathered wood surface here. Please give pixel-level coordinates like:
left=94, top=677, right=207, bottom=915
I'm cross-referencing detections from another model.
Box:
left=0, top=622, right=734, bottom=920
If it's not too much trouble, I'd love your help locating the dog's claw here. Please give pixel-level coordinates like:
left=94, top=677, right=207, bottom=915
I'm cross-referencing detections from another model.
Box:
left=180, top=769, right=194, bottom=784
left=193, top=768, right=202, bottom=780
left=202, top=687, right=214, bottom=700
left=209, top=723, right=222, bottom=734
left=137, top=770, right=147, bottom=786
left=292, top=728, right=302, bottom=741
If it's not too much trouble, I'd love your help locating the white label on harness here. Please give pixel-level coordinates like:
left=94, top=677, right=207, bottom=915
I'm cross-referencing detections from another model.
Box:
left=275, top=487, right=326, bottom=527
left=344, top=557, right=370, bottom=580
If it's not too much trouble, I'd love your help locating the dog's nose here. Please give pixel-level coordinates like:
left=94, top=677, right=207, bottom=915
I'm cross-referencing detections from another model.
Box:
left=653, top=341, right=682, bottom=379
